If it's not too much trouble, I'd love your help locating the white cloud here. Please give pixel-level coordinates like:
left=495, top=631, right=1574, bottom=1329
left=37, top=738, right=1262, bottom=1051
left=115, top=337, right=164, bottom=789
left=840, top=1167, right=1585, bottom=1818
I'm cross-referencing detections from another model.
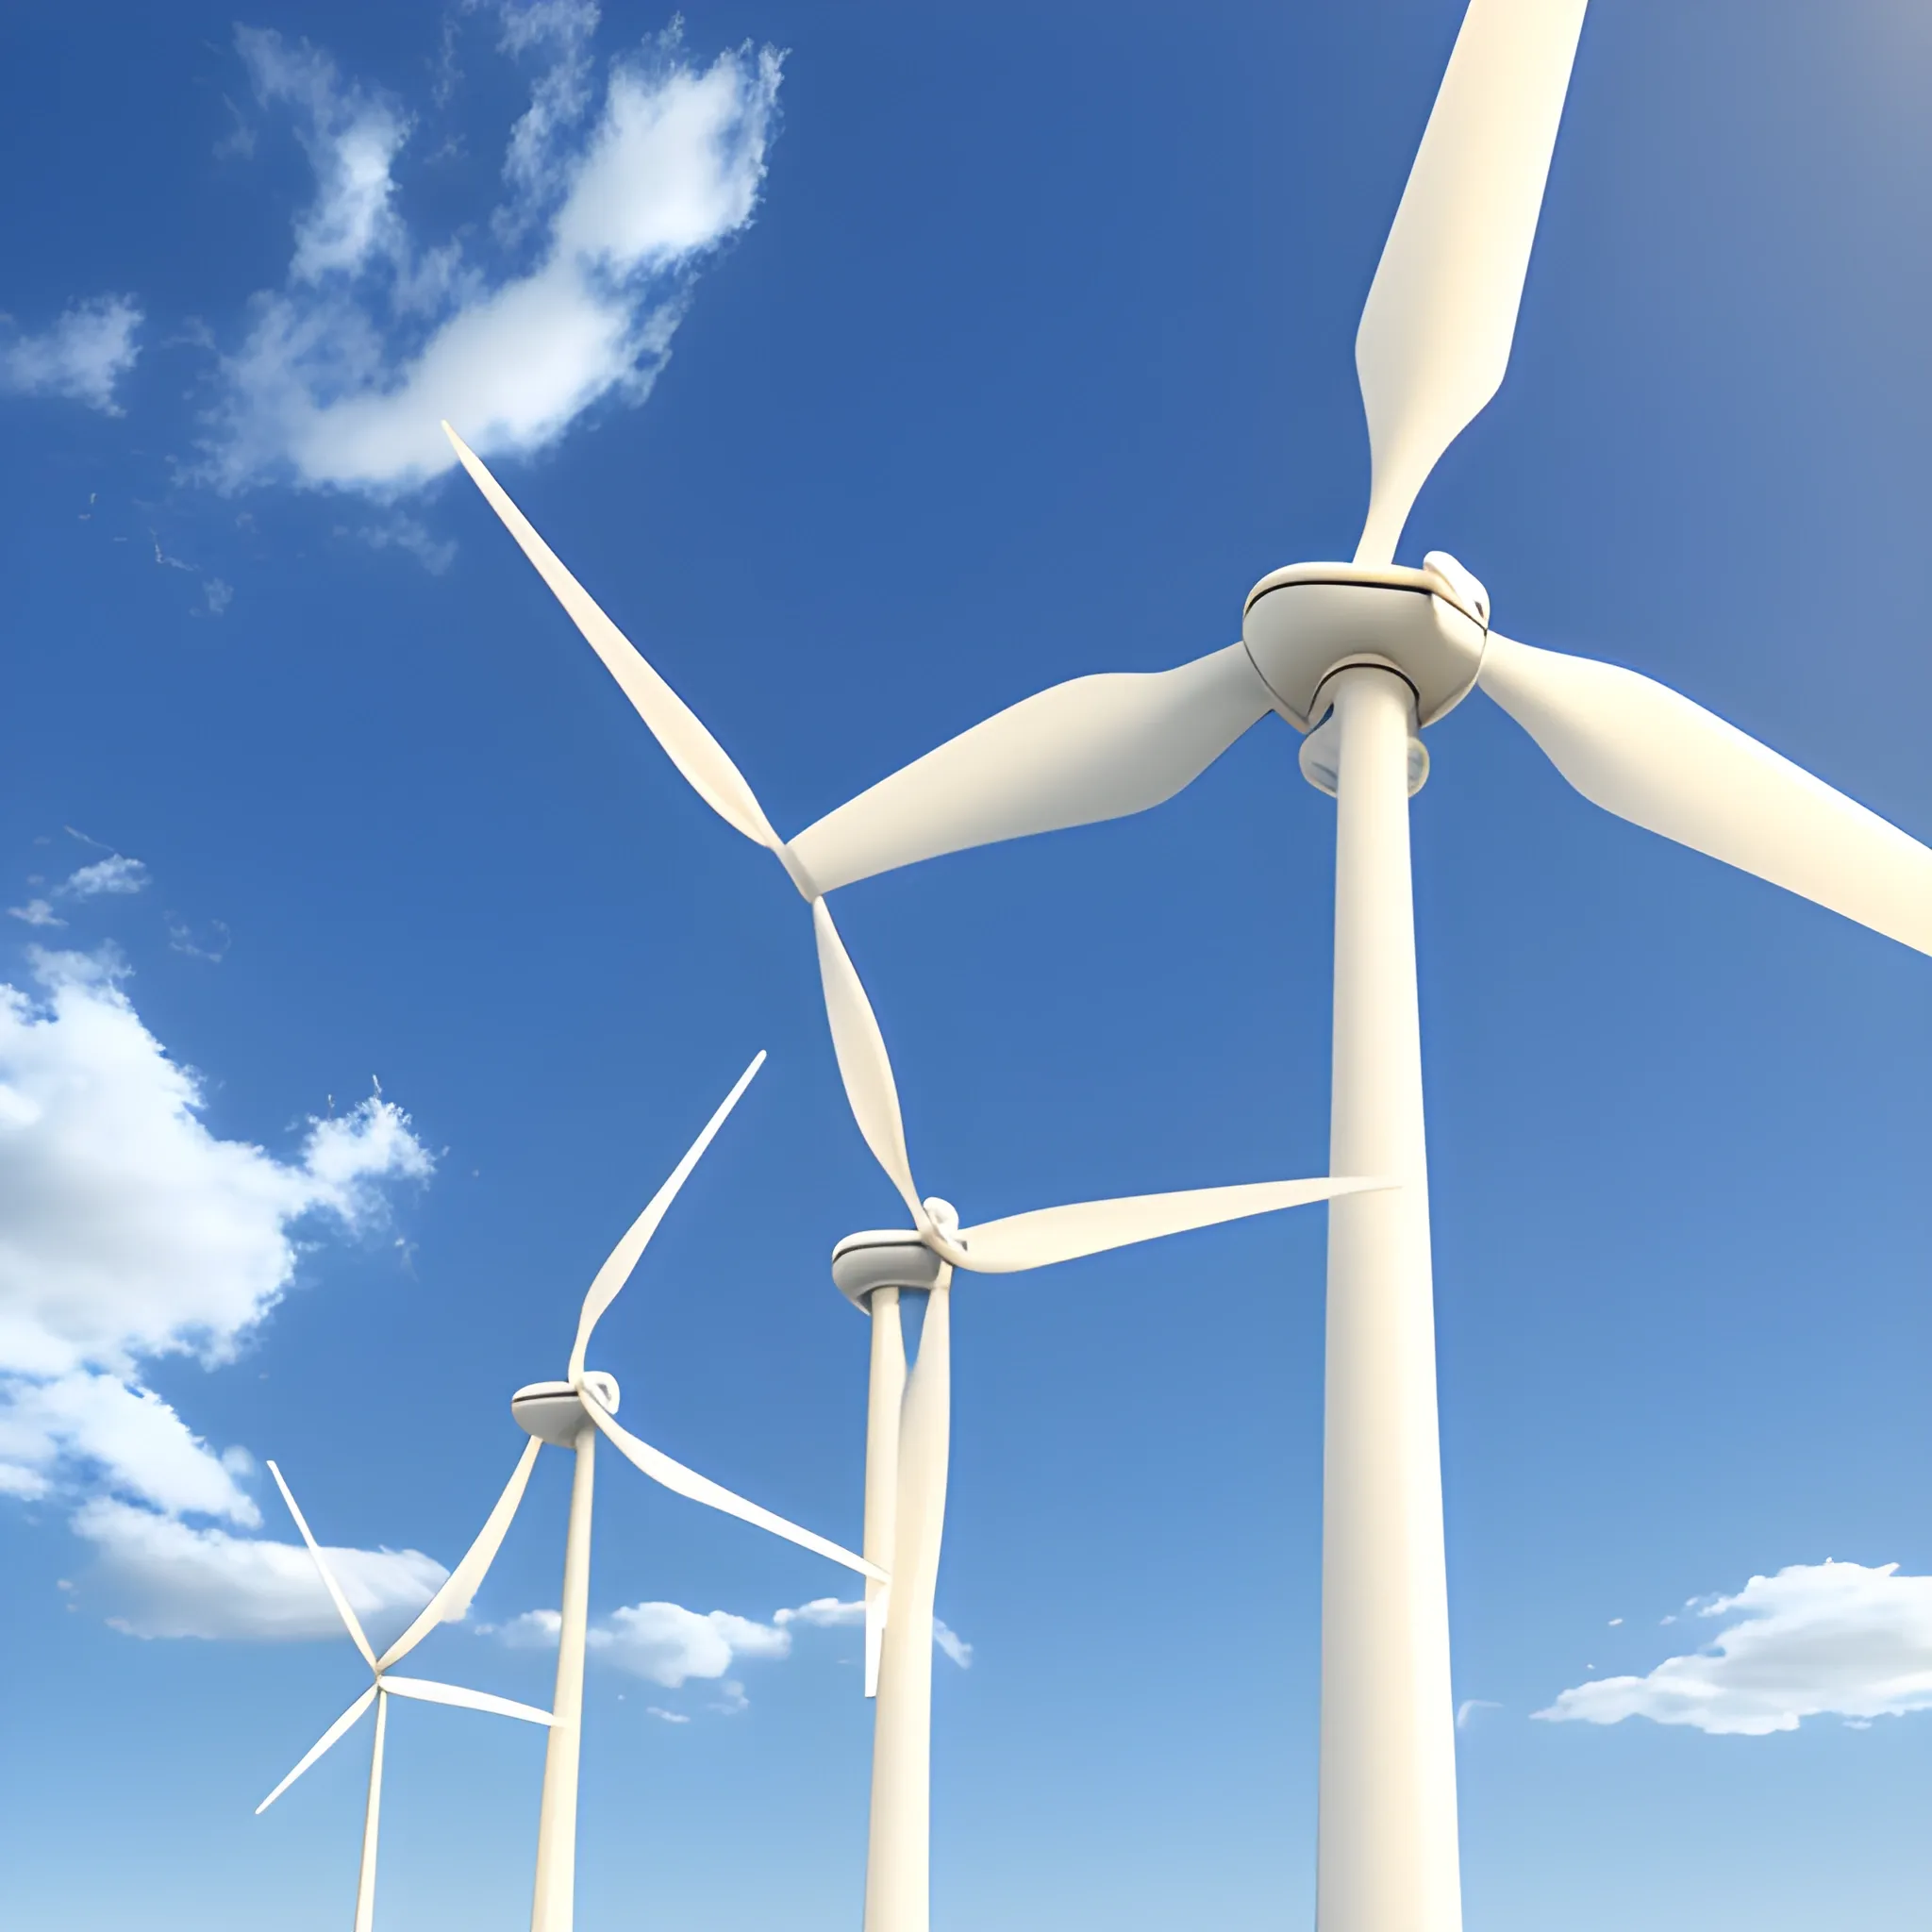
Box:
left=1536, top=1560, right=1932, bottom=1736
left=0, top=1374, right=257, bottom=1523
left=347, top=514, right=457, bottom=575
left=206, top=21, right=783, bottom=496
left=0, top=946, right=430, bottom=1541
left=934, top=1617, right=973, bottom=1669
left=73, top=1497, right=444, bottom=1641
left=238, top=31, right=412, bottom=285
left=62, top=855, right=149, bottom=900
left=8, top=900, right=63, bottom=929
left=0, top=295, right=143, bottom=413
left=496, top=1, right=602, bottom=219
left=498, top=1591, right=969, bottom=1705
left=599, top=1601, right=791, bottom=1687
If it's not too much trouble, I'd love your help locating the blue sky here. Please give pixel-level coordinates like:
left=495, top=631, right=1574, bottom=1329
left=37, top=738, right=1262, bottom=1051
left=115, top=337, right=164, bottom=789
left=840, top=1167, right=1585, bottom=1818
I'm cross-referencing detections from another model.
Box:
left=2, top=3, right=1929, bottom=1927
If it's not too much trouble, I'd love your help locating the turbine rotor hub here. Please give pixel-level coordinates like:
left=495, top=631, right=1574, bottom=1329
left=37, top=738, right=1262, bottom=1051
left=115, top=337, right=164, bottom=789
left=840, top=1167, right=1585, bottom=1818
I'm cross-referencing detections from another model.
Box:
left=1241, top=552, right=1490, bottom=736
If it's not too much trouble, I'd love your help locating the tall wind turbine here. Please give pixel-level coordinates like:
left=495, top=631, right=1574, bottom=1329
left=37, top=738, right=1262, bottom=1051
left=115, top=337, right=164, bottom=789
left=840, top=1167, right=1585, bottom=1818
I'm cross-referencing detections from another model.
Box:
left=452, top=1051, right=885, bottom=1932
left=443, top=3, right=1932, bottom=1925
left=441, top=425, right=1380, bottom=1931
left=256, top=1459, right=556, bottom=1932
left=813, top=916, right=1377, bottom=1932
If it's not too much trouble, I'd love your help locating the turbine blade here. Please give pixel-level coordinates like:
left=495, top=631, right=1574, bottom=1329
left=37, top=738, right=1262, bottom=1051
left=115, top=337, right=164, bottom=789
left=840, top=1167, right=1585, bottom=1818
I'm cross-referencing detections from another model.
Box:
left=566, top=1051, right=768, bottom=1381
left=788, top=644, right=1274, bottom=892
left=378, top=1675, right=554, bottom=1726
left=1353, top=0, right=1590, bottom=565
left=256, top=1686, right=377, bottom=1814
left=375, top=1438, right=542, bottom=1672
left=441, top=425, right=811, bottom=891
left=267, top=1460, right=377, bottom=1670
left=1477, top=635, right=1932, bottom=956
left=578, top=1381, right=886, bottom=1584
left=955, top=1175, right=1391, bottom=1275
left=865, top=1582, right=890, bottom=1700
left=811, top=900, right=925, bottom=1224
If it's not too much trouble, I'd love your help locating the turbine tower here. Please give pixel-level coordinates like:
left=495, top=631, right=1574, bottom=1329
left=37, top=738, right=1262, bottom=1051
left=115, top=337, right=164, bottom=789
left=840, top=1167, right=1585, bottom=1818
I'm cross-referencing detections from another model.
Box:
left=444, top=4, right=1932, bottom=1926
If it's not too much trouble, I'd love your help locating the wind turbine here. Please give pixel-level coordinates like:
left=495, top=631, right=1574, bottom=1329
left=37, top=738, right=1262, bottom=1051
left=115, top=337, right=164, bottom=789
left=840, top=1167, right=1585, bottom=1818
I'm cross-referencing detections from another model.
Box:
left=816, top=939, right=1377, bottom=1932
left=442, top=1050, right=886, bottom=1932
left=441, top=425, right=1382, bottom=1932
left=441, top=3, right=1932, bottom=1926
left=255, top=1459, right=555, bottom=1932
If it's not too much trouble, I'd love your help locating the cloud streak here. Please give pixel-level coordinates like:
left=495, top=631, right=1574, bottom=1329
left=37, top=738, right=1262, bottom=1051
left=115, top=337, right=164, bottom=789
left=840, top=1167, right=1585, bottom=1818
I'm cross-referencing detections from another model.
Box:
left=1537, top=1560, right=1932, bottom=1736
left=206, top=16, right=783, bottom=495
left=495, top=1592, right=971, bottom=1710
left=0, top=295, right=143, bottom=412
left=73, top=1497, right=445, bottom=1642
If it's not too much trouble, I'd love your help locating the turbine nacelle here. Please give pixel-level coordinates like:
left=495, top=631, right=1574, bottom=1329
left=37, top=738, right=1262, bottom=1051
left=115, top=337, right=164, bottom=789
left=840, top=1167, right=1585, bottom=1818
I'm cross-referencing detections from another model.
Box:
left=512, top=1374, right=620, bottom=1446
left=1241, top=553, right=1491, bottom=744
left=831, top=1227, right=948, bottom=1308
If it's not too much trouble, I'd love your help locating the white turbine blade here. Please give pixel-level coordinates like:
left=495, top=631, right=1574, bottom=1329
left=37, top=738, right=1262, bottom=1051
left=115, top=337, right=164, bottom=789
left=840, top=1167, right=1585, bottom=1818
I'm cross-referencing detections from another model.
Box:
left=865, top=1582, right=890, bottom=1700
left=1478, top=634, right=1932, bottom=957
left=955, top=1175, right=1391, bottom=1275
left=256, top=1686, right=376, bottom=1814
left=375, top=1437, right=542, bottom=1673
left=566, top=1051, right=768, bottom=1381
left=379, top=1675, right=555, bottom=1726
left=267, top=1460, right=377, bottom=1671
left=578, top=1381, right=886, bottom=1584
left=1353, top=0, right=1590, bottom=565
left=788, top=644, right=1274, bottom=892
left=441, top=425, right=813, bottom=893
left=812, top=900, right=926, bottom=1224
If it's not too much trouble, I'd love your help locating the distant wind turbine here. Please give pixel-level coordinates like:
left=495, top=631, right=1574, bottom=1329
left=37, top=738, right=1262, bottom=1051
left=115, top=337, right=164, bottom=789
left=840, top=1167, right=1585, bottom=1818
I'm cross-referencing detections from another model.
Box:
left=419, top=1053, right=883, bottom=1932
left=256, top=1460, right=554, bottom=1932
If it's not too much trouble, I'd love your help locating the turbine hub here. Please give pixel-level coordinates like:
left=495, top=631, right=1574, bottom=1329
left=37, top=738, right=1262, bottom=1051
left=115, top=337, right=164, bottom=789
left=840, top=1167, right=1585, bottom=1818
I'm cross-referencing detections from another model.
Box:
left=830, top=1229, right=946, bottom=1309
left=511, top=1373, right=620, bottom=1445
left=1241, top=553, right=1489, bottom=736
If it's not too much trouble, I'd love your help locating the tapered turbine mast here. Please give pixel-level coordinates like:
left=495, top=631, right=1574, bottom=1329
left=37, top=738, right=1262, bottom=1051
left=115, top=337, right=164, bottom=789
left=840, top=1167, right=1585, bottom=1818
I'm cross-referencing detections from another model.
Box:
left=444, top=425, right=1381, bottom=1930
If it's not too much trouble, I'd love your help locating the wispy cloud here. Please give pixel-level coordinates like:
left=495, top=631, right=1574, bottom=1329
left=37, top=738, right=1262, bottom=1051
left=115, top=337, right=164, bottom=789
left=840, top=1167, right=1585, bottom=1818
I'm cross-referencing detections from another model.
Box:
left=495, top=1591, right=969, bottom=1711
left=1536, top=1560, right=1932, bottom=1736
left=0, top=295, right=143, bottom=413
left=204, top=14, right=783, bottom=496
left=72, top=1497, right=444, bottom=1642
left=12, top=849, right=148, bottom=926
left=62, top=855, right=149, bottom=900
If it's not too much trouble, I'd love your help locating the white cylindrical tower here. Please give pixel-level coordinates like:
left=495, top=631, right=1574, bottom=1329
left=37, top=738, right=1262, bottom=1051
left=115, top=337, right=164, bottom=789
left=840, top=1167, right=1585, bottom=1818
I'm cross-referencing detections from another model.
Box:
left=865, top=1269, right=950, bottom=1932
left=831, top=1231, right=953, bottom=1932
left=863, top=1286, right=907, bottom=1690
left=523, top=1397, right=600, bottom=1932
left=1317, top=664, right=1460, bottom=1932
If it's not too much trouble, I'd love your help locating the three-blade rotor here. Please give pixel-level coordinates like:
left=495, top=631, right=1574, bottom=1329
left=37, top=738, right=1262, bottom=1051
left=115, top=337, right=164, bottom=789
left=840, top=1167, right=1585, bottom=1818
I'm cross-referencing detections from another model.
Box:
left=257, top=1461, right=554, bottom=1815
